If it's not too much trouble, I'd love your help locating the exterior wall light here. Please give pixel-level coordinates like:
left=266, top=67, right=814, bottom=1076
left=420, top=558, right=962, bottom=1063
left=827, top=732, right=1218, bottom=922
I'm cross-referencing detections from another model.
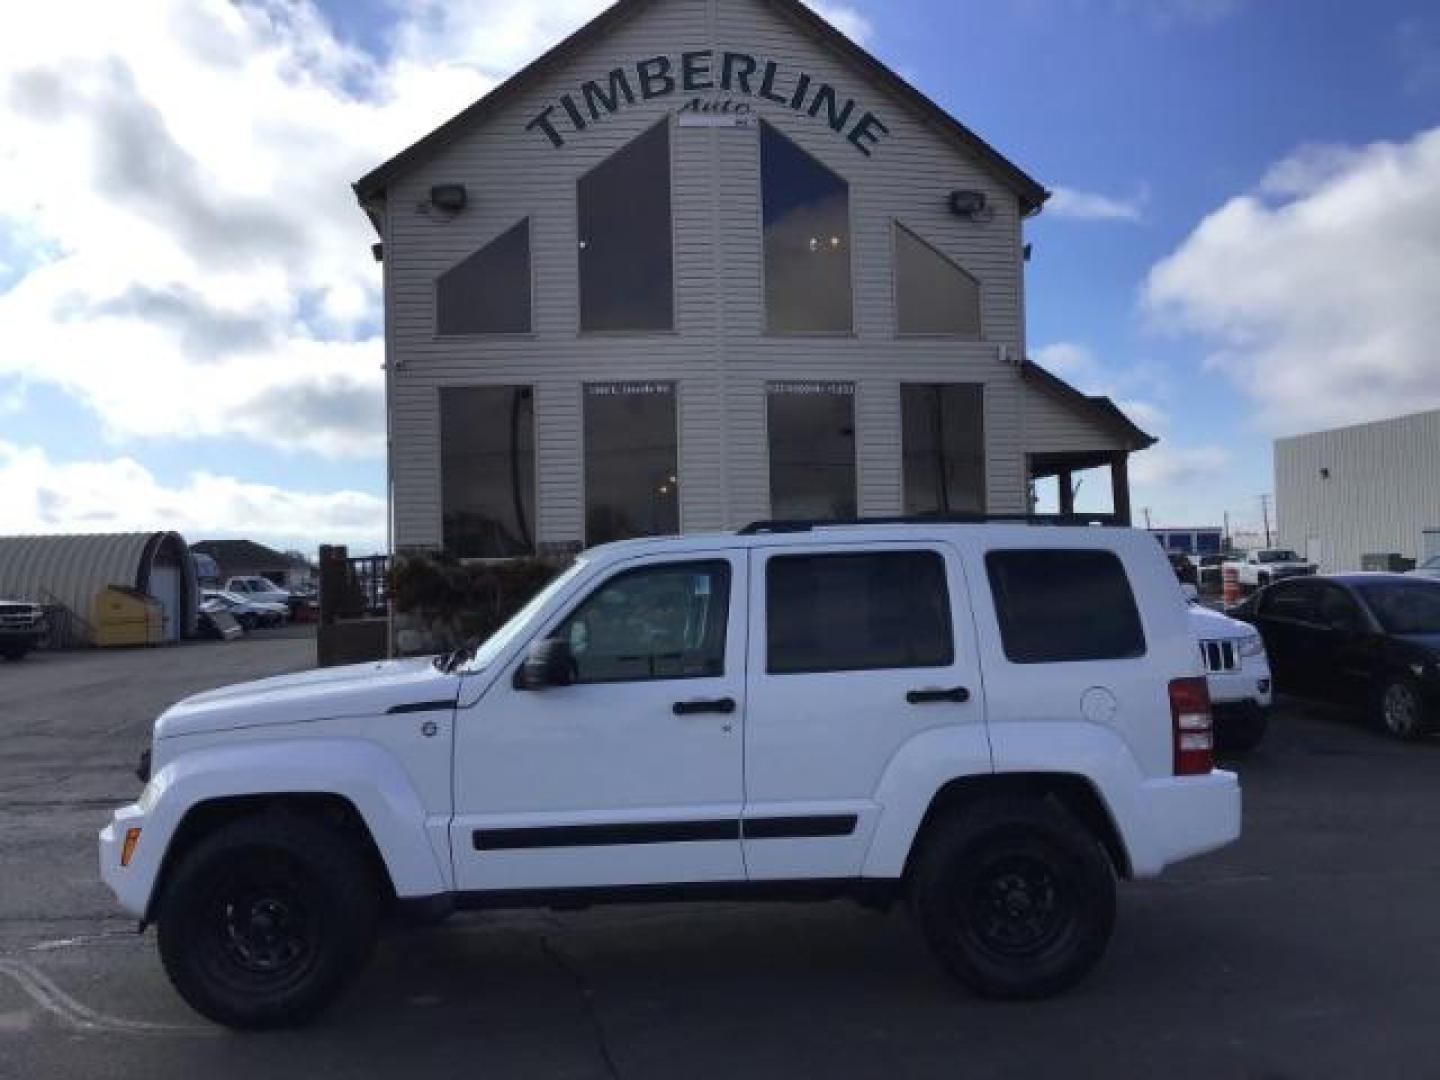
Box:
left=430, top=184, right=469, bottom=213
left=950, top=189, right=991, bottom=221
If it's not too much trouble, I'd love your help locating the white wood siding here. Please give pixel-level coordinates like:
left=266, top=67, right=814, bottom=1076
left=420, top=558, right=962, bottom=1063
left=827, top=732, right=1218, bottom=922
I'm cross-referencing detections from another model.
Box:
left=380, top=0, right=1117, bottom=549
left=1276, top=409, right=1440, bottom=573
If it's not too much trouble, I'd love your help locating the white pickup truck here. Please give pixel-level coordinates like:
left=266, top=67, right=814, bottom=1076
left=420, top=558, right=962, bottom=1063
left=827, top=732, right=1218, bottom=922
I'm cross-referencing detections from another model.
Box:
left=101, top=522, right=1241, bottom=1029
left=1228, top=549, right=1317, bottom=589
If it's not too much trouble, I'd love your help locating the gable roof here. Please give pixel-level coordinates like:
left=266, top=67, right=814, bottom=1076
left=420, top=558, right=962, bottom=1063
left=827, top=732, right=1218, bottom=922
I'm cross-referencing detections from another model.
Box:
left=1021, top=359, right=1158, bottom=452
left=191, top=539, right=291, bottom=574
left=353, top=0, right=1049, bottom=222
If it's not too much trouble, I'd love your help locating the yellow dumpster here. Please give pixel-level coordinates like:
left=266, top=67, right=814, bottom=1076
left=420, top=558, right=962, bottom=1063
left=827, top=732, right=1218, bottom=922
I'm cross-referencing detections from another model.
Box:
left=93, top=586, right=166, bottom=648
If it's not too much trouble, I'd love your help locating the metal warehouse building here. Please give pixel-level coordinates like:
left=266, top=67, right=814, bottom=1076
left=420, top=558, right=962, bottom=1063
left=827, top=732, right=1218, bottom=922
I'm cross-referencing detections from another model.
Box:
left=1276, top=408, right=1440, bottom=574
left=0, top=532, right=198, bottom=646
left=354, top=0, right=1155, bottom=556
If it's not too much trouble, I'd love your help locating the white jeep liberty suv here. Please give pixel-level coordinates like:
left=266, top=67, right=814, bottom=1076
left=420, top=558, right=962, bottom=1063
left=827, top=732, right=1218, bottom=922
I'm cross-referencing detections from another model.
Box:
left=100, top=521, right=1241, bottom=1029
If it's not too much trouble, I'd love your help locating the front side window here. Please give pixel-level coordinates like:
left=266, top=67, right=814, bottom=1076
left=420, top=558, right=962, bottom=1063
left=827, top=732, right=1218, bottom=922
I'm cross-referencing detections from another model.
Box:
left=767, top=551, right=953, bottom=674
left=894, top=222, right=981, bottom=337
left=436, top=219, right=532, bottom=335
left=1356, top=580, right=1440, bottom=635
left=902, top=384, right=986, bottom=516
left=767, top=382, right=856, bottom=521
left=585, top=383, right=679, bottom=544
left=440, top=386, right=535, bottom=558
left=579, top=121, right=674, bottom=332
left=761, top=122, right=853, bottom=334
left=986, top=550, right=1146, bottom=664
left=557, top=561, right=730, bottom=684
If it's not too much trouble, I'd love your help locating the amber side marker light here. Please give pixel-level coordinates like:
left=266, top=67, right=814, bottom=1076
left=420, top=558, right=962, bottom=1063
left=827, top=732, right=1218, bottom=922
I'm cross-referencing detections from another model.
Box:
left=120, top=828, right=142, bottom=867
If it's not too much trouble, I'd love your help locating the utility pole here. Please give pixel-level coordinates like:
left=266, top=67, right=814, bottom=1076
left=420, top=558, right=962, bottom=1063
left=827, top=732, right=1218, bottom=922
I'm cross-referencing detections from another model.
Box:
left=1260, top=494, right=1273, bottom=547
left=1223, top=511, right=1231, bottom=553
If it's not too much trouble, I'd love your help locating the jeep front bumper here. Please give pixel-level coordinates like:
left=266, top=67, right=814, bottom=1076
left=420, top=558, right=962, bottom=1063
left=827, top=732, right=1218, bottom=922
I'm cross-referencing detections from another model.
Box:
left=99, top=801, right=154, bottom=918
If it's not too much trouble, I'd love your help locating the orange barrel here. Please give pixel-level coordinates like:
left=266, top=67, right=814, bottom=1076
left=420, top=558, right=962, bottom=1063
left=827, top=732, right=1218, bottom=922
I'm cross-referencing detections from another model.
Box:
left=1222, top=566, right=1241, bottom=607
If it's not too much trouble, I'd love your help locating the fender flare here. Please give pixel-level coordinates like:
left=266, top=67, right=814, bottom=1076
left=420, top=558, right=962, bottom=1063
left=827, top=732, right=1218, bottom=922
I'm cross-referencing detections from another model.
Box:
left=862, top=722, right=1146, bottom=880
left=127, top=738, right=449, bottom=914
left=860, top=724, right=993, bottom=879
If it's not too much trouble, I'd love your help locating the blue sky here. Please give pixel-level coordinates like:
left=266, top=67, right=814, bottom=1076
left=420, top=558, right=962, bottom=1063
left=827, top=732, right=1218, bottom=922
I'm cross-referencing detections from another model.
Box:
left=1, top=0, right=1437, bottom=550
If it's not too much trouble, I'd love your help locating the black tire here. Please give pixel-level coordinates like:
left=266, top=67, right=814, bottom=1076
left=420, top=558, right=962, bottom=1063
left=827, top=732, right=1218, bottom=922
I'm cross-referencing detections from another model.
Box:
left=1217, top=710, right=1268, bottom=753
left=1376, top=677, right=1428, bottom=742
left=157, top=811, right=380, bottom=1029
left=910, top=796, right=1116, bottom=1000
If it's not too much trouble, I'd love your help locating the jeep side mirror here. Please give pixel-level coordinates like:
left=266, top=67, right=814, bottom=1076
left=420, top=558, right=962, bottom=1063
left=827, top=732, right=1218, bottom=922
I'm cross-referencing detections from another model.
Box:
left=515, top=638, right=577, bottom=691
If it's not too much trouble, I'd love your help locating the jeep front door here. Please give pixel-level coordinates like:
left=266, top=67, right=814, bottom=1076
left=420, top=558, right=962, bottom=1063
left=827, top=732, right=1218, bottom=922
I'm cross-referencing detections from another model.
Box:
left=451, top=553, right=746, bottom=892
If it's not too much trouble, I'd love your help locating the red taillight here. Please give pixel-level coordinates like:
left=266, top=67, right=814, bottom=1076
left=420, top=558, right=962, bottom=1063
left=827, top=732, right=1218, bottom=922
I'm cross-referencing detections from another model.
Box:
left=1170, top=677, right=1214, bottom=776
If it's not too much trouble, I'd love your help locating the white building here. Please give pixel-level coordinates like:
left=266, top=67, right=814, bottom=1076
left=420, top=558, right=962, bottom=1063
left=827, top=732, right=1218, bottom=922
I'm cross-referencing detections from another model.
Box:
left=354, top=0, right=1155, bottom=557
left=1276, top=407, right=1440, bottom=573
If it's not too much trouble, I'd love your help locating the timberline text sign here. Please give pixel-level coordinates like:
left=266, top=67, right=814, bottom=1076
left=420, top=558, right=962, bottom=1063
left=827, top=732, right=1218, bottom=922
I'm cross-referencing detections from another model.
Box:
left=526, top=51, right=890, bottom=156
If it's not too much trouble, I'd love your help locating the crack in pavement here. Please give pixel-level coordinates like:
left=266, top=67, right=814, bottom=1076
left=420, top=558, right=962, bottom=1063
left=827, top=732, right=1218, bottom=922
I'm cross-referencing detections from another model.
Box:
left=537, top=934, right=623, bottom=1080
left=0, top=959, right=208, bottom=1036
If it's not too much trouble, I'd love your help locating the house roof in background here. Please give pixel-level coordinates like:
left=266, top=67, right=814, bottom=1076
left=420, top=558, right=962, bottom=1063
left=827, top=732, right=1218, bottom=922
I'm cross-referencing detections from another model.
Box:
left=191, top=539, right=291, bottom=573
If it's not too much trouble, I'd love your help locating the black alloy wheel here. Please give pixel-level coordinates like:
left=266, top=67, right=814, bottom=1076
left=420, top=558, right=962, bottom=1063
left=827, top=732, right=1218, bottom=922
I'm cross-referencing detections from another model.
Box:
left=911, top=796, right=1116, bottom=1000
left=158, top=812, right=379, bottom=1029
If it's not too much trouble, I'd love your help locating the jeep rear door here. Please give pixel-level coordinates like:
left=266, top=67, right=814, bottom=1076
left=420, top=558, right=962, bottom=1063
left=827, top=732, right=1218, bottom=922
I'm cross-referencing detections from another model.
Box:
left=742, top=541, right=988, bottom=881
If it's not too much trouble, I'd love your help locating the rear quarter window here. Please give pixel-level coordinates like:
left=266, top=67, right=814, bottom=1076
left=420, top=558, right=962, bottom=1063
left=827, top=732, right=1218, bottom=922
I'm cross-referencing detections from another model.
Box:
left=986, top=549, right=1147, bottom=664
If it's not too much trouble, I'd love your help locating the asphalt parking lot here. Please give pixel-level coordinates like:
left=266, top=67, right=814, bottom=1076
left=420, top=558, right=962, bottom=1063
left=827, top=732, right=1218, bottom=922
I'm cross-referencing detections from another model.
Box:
left=2, top=634, right=1439, bottom=1079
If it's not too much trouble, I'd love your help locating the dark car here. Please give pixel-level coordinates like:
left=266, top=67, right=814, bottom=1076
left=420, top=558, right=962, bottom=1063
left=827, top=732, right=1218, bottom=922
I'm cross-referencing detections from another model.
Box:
left=1233, top=574, right=1440, bottom=740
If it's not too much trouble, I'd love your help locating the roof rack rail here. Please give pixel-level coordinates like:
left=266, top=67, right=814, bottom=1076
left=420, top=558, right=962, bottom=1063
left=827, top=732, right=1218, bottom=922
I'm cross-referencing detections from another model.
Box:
left=738, top=514, right=1125, bottom=536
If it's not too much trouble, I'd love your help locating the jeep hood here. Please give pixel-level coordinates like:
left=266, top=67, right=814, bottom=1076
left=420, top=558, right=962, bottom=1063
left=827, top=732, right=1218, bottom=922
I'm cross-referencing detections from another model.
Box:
left=1188, top=604, right=1255, bottom=640
left=154, top=657, right=458, bottom=740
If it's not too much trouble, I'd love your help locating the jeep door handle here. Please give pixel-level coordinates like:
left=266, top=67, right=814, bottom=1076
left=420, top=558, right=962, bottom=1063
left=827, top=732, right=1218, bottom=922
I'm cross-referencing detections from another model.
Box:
left=906, top=687, right=971, bottom=705
left=673, top=698, right=737, bottom=717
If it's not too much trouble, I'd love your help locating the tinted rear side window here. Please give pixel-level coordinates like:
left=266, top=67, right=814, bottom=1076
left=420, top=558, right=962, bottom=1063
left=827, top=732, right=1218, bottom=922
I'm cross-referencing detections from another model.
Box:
left=767, top=551, right=953, bottom=674
left=986, top=550, right=1146, bottom=664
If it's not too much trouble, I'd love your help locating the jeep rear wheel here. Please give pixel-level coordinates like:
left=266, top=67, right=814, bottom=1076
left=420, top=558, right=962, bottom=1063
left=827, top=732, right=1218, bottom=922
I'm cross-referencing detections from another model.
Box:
left=911, top=797, right=1115, bottom=1000
left=157, top=812, right=379, bottom=1029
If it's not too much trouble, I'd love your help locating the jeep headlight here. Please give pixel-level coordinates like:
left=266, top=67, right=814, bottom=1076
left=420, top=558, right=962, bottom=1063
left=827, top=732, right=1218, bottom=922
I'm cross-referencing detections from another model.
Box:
left=1238, top=634, right=1266, bottom=659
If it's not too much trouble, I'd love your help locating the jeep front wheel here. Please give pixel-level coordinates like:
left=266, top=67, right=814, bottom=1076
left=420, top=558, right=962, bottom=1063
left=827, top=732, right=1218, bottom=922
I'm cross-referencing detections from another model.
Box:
left=157, top=812, right=379, bottom=1029
left=911, top=797, right=1115, bottom=1000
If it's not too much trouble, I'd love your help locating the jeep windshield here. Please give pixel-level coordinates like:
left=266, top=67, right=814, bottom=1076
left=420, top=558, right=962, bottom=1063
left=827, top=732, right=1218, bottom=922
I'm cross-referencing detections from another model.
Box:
left=1258, top=550, right=1301, bottom=563
left=1356, top=579, right=1440, bottom=635
left=446, top=560, right=588, bottom=674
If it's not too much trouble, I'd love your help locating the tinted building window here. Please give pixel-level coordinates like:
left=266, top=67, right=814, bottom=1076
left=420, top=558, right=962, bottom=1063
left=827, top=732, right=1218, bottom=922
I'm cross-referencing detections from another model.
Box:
left=986, top=550, right=1146, bottom=664
left=440, top=387, right=535, bottom=557
left=436, top=219, right=531, bottom=335
left=579, top=121, right=673, bottom=332
left=902, top=384, right=986, bottom=515
left=767, top=552, right=953, bottom=674
left=585, top=383, right=679, bottom=544
left=762, top=122, right=853, bottom=334
left=558, top=562, right=730, bottom=684
left=894, top=223, right=981, bottom=337
left=767, top=382, right=856, bottom=521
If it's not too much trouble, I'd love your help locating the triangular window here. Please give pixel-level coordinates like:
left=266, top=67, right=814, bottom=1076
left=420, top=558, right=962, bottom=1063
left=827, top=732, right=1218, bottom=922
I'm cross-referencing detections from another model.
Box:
left=436, top=219, right=532, bottom=335
left=894, top=222, right=981, bottom=337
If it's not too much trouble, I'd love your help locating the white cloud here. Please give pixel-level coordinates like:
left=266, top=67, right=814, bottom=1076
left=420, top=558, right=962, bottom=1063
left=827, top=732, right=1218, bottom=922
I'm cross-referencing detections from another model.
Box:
left=1032, top=341, right=1101, bottom=379
left=0, top=440, right=386, bottom=552
left=804, top=2, right=875, bottom=44
left=1047, top=185, right=1147, bottom=222
left=1145, top=125, right=1440, bottom=435
left=0, top=0, right=617, bottom=461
